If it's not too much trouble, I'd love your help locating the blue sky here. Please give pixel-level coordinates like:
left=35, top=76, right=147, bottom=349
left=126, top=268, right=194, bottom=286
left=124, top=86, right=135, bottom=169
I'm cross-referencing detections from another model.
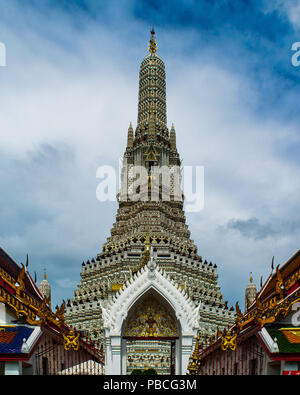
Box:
left=0, top=0, right=300, bottom=311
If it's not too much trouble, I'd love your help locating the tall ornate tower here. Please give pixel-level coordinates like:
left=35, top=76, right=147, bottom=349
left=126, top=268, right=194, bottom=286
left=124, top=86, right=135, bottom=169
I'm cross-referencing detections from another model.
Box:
left=65, top=30, right=235, bottom=371
left=39, top=269, right=51, bottom=307
left=245, top=272, right=257, bottom=312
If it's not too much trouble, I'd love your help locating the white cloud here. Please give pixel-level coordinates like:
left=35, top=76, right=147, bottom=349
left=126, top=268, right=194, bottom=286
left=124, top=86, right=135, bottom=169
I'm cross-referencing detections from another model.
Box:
left=55, top=278, right=78, bottom=289
left=263, top=0, right=300, bottom=31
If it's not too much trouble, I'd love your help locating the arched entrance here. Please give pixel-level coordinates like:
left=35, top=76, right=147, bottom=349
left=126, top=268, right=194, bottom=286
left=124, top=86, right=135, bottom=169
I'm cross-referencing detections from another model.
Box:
left=101, top=259, right=201, bottom=375
left=122, top=290, right=180, bottom=375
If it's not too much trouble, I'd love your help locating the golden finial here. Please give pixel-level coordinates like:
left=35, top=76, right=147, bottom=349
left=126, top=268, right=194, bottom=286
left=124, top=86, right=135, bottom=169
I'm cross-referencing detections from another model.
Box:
left=145, top=224, right=150, bottom=251
left=43, top=268, right=47, bottom=280
left=187, top=334, right=201, bottom=374
left=148, top=28, right=158, bottom=54
left=250, top=272, right=253, bottom=283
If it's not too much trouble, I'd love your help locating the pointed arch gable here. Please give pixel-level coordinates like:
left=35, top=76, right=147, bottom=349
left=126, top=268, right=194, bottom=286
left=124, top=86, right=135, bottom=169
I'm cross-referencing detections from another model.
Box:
left=101, top=263, right=201, bottom=337
left=122, top=289, right=180, bottom=339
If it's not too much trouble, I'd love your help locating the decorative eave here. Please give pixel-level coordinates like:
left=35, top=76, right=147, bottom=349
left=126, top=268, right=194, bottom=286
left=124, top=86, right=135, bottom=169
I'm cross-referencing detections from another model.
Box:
left=0, top=247, right=66, bottom=329
left=188, top=250, right=300, bottom=374
left=235, top=250, right=300, bottom=331
left=196, top=283, right=300, bottom=367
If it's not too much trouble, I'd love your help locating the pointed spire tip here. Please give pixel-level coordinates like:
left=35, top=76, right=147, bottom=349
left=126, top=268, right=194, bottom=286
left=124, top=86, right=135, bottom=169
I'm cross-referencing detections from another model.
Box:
left=148, top=28, right=158, bottom=54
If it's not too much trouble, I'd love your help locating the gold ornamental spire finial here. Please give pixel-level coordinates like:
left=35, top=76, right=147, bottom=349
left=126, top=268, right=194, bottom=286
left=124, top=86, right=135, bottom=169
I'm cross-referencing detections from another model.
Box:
left=187, top=334, right=201, bottom=374
left=148, top=28, right=158, bottom=54
left=249, top=272, right=253, bottom=283
left=43, top=268, right=47, bottom=280
left=145, top=223, right=151, bottom=251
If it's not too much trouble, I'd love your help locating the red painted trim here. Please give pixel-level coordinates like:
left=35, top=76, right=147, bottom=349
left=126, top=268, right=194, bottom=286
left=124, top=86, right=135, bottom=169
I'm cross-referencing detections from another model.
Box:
left=286, top=282, right=300, bottom=295
left=269, top=355, right=300, bottom=361
left=0, top=279, right=15, bottom=295
left=0, top=354, right=29, bottom=362
left=283, top=370, right=300, bottom=375
left=123, top=336, right=179, bottom=340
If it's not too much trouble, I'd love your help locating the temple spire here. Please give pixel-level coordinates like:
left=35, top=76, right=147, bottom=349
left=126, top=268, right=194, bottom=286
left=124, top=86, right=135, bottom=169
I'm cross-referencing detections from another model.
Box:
left=127, top=122, right=133, bottom=148
left=148, top=28, right=158, bottom=54
left=245, top=272, right=257, bottom=312
left=137, top=29, right=167, bottom=129
left=170, top=123, right=176, bottom=150
left=39, top=268, right=51, bottom=307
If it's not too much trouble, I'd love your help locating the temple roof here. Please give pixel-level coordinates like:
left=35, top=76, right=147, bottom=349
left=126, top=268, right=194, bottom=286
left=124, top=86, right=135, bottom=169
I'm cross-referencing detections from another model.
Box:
left=0, top=246, right=104, bottom=363
left=260, top=250, right=300, bottom=299
left=0, top=246, right=43, bottom=302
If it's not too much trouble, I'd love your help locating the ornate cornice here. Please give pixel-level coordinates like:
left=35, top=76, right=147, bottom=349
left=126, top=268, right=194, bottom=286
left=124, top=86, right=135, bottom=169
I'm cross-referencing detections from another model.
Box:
left=236, top=286, right=300, bottom=330
left=0, top=268, right=66, bottom=328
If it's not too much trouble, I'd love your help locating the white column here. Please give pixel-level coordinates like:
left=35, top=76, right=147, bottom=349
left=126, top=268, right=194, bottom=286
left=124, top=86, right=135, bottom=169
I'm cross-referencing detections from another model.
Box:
left=175, top=338, right=181, bottom=375
left=175, top=338, right=184, bottom=375
left=104, top=336, right=111, bottom=375
left=181, top=335, right=194, bottom=375
left=109, top=335, right=122, bottom=375
left=121, top=338, right=127, bottom=375
left=5, top=361, right=22, bottom=375
left=0, top=303, right=15, bottom=324
left=0, top=303, right=6, bottom=324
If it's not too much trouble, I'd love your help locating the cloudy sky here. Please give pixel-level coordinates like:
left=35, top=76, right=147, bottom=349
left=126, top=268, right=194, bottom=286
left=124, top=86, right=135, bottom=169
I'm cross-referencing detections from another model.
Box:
left=0, top=0, right=299, bottom=310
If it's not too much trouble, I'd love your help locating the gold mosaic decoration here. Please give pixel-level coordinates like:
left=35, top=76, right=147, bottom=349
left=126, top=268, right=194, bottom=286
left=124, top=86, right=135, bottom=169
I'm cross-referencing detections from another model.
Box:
left=235, top=287, right=300, bottom=330
left=221, top=330, right=237, bottom=351
left=124, top=295, right=178, bottom=338
left=63, top=329, right=80, bottom=351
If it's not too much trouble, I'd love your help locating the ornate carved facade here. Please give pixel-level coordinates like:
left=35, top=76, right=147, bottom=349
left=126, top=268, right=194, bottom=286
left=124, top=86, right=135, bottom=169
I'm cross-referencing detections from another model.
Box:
left=187, top=249, right=300, bottom=375
left=124, top=295, right=179, bottom=338
left=65, top=30, right=235, bottom=373
left=0, top=247, right=103, bottom=375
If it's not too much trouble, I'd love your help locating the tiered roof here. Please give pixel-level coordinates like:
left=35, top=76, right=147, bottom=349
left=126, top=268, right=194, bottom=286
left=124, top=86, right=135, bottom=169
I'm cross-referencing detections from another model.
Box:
left=0, top=245, right=103, bottom=365
left=187, top=249, right=300, bottom=373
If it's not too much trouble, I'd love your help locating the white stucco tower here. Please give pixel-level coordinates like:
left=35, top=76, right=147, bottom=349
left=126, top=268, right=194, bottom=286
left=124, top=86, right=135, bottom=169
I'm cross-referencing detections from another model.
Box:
left=65, top=29, right=235, bottom=374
